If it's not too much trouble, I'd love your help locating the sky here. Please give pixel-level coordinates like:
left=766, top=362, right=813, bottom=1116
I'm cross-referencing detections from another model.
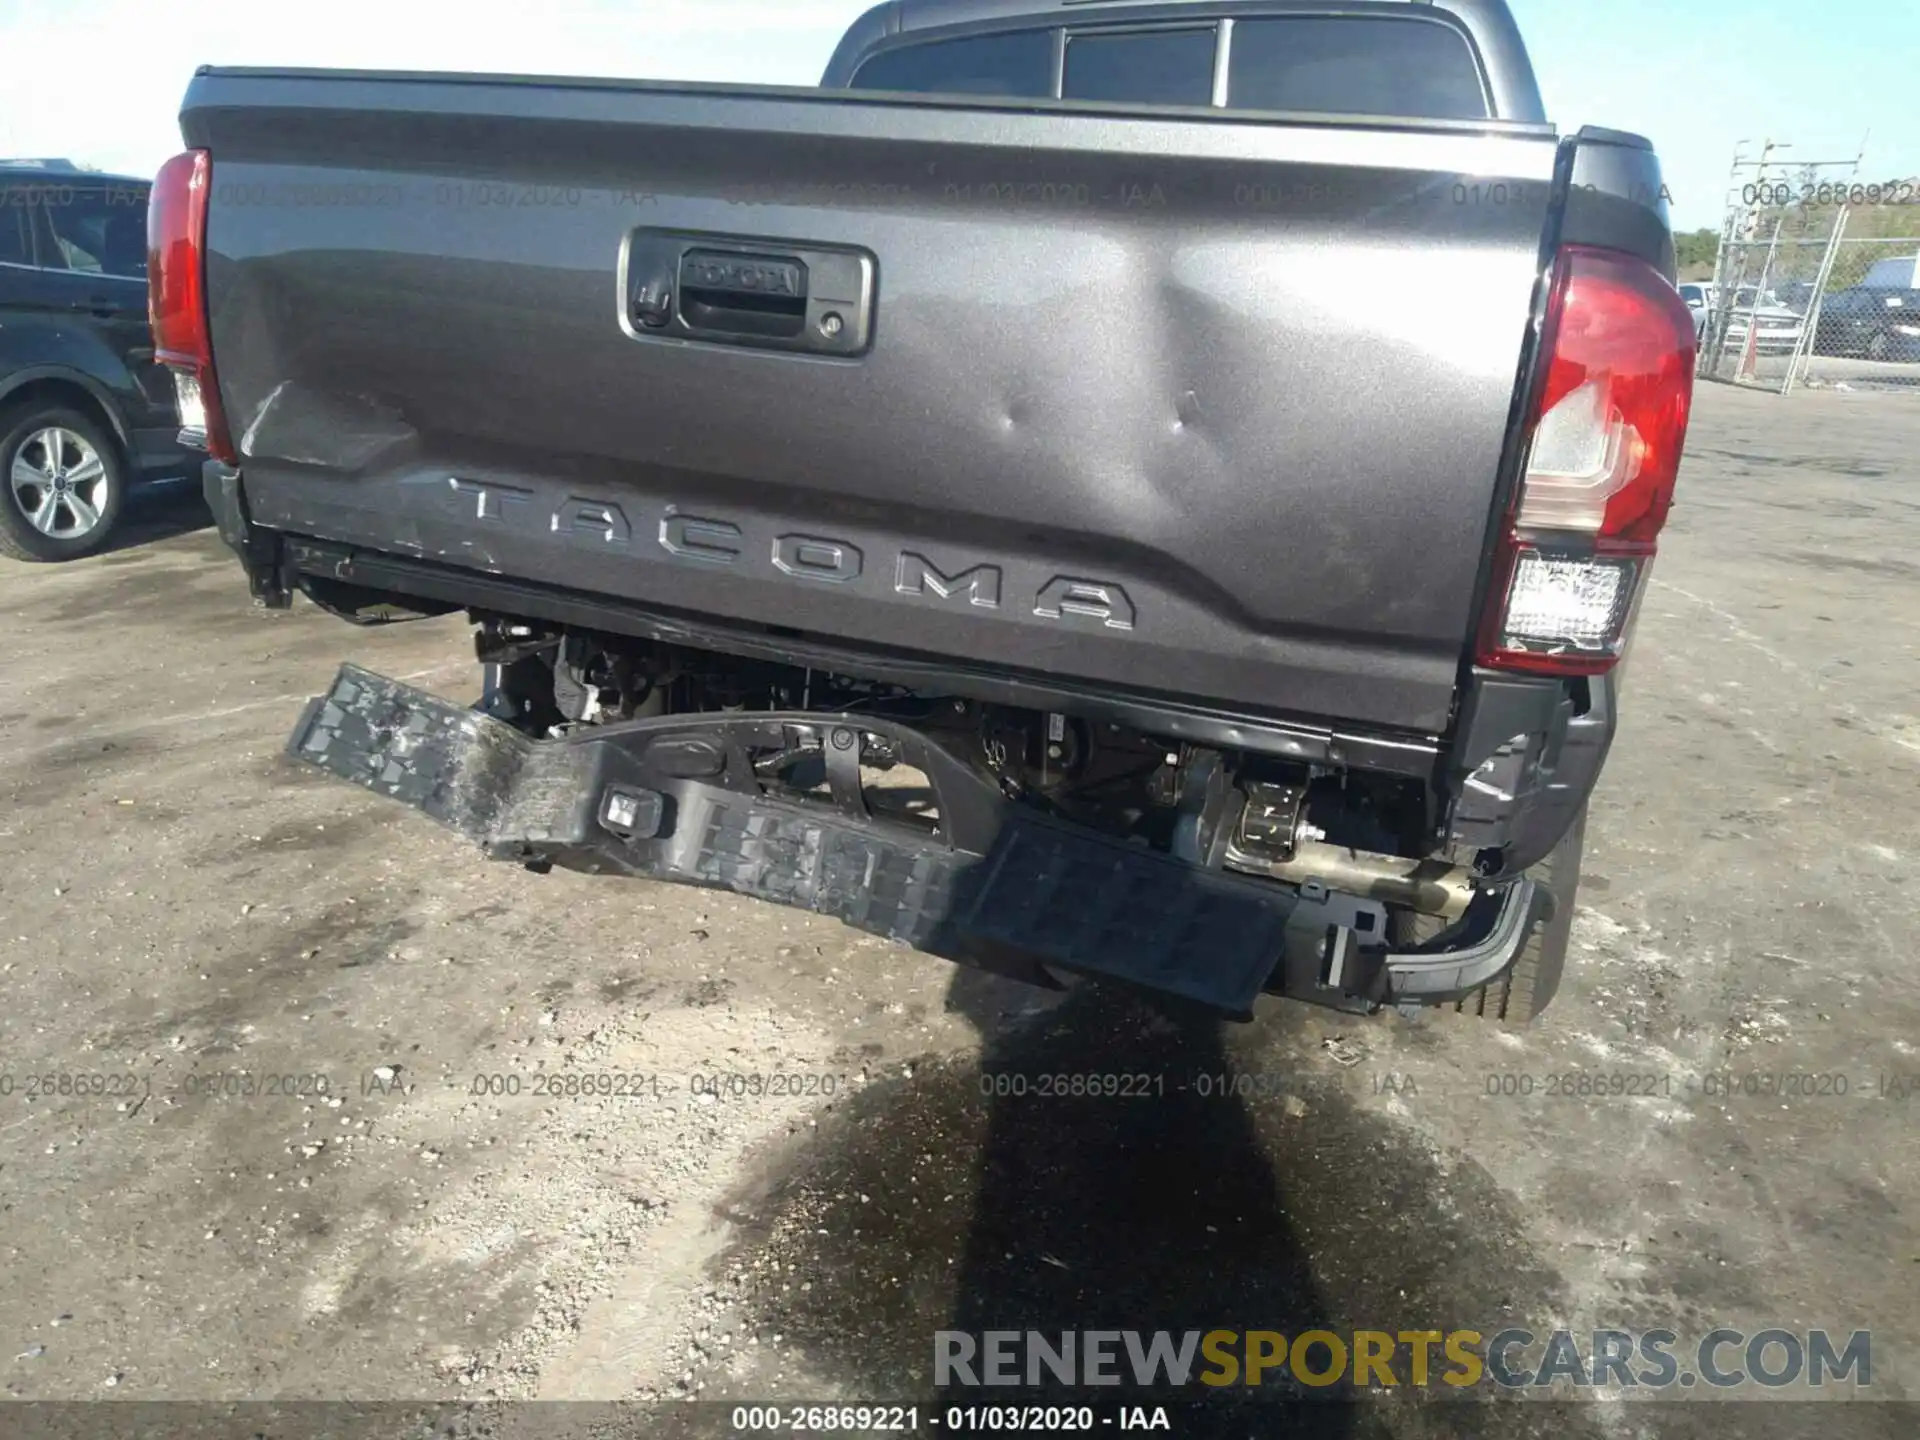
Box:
left=0, top=0, right=1914, bottom=231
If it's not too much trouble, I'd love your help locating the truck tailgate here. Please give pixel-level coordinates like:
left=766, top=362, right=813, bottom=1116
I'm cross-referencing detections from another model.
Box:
left=183, top=70, right=1559, bottom=736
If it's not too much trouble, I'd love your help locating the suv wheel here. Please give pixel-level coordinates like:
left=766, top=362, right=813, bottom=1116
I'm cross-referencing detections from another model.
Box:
left=0, top=406, right=126, bottom=562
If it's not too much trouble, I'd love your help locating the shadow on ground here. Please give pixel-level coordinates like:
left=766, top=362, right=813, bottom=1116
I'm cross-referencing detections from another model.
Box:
left=657, top=973, right=1604, bottom=1439
left=93, top=481, right=213, bottom=557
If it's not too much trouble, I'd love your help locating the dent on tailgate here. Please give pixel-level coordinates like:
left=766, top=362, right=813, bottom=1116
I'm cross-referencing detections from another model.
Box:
left=186, top=71, right=1557, bottom=734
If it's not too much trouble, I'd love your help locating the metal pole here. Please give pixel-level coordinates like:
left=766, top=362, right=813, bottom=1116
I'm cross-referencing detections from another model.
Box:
left=1712, top=219, right=1743, bottom=378
left=1784, top=206, right=1849, bottom=395
left=1704, top=140, right=1757, bottom=377
left=1735, top=216, right=1784, bottom=384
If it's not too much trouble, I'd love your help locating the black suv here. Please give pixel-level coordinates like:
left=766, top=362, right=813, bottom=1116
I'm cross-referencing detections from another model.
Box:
left=0, top=159, right=195, bottom=560
left=1815, top=282, right=1920, bottom=363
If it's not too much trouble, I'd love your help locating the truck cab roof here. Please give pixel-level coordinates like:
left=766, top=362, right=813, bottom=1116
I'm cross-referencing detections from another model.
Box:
left=823, top=0, right=1546, bottom=123
left=896, top=0, right=1495, bottom=20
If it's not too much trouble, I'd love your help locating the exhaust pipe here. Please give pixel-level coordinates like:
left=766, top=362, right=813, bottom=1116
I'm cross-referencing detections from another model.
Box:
left=1230, top=839, right=1476, bottom=921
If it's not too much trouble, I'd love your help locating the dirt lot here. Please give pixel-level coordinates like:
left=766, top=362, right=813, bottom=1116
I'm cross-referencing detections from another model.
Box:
left=0, top=383, right=1916, bottom=1438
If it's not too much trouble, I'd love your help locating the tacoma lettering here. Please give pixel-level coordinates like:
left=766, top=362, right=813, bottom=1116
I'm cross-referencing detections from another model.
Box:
left=896, top=552, right=1003, bottom=609
left=435, top=488, right=1131, bottom=625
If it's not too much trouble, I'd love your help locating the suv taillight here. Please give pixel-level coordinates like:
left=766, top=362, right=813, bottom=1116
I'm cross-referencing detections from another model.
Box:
left=148, top=149, right=236, bottom=463
left=1478, top=245, right=1696, bottom=676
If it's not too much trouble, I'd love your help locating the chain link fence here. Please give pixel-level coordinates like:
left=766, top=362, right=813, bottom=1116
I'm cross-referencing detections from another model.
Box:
left=1695, top=196, right=1920, bottom=393
left=1796, top=236, right=1920, bottom=389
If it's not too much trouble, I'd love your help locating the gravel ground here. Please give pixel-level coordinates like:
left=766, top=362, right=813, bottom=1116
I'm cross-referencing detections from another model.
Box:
left=0, top=383, right=1915, bottom=1439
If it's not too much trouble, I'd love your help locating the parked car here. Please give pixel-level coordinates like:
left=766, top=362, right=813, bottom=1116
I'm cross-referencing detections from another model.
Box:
left=1678, top=282, right=1711, bottom=339
left=1680, top=282, right=1807, bottom=356
left=172, top=0, right=1695, bottom=1025
left=1776, top=279, right=1818, bottom=315
left=1814, top=283, right=1920, bottom=362
left=1859, top=254, right=1920, bottom=290
left=0, top=159, right=195, bottom=560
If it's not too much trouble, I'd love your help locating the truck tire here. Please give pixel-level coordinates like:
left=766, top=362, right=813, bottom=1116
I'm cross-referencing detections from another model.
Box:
left=1394, top=805, right=1586, bottom=1025
left=0, top=405, right=127, bottom=562
left=1460, top=806, right=1585, bottom=1023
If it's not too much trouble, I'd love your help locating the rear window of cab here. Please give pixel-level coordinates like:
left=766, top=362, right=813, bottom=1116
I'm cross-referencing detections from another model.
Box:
left=849, top=14, right=1490, bottom=120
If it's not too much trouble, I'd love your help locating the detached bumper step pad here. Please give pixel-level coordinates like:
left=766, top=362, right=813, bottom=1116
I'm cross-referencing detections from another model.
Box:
left=957, top=824, right=1293, bottom=1011
left=286, top=665, right=1538, bottom=1015
left=289, top=665, right=532, bottom=839
left=286, top=665, right=1295, bottom=1014
left=680, top=791, right=969, bottom=951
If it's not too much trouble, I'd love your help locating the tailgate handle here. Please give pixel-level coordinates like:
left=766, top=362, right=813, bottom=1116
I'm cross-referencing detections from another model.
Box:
left=623, top=229, right=874, bottom=356
left=678, top=249, right=809, bottom=339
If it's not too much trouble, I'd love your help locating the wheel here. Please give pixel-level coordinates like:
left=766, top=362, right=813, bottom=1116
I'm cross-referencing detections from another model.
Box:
left=1865, top=330, right=1891, bottom=363
left=1460, top=807, right=1585, bottom=1023
left=1394, top=805, right=1587, bottom=1025
left=0, top=406, right=127, bottom=562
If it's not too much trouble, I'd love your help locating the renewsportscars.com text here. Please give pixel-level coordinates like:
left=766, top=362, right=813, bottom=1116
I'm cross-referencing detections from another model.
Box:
left=934, top=1328, right=1871, bottom=1390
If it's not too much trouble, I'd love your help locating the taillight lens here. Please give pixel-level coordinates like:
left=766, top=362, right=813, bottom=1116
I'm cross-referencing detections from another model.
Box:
left=148, top=150, right=236, bottom=463
left=1479, top=245, right=1695, bottom=676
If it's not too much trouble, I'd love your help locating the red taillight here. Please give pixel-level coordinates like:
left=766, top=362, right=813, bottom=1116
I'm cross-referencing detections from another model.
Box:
left=148, top=149, right=236, bottom=463
left=1479, top=245, right=1696, bottom=676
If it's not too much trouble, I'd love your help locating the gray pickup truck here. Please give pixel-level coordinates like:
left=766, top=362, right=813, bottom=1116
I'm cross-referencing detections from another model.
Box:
left=162, top=0, right=1695, bottom=1022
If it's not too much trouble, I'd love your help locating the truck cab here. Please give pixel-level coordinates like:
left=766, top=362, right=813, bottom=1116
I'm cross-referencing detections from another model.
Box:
left=821, top=0, right=1546, bottom=121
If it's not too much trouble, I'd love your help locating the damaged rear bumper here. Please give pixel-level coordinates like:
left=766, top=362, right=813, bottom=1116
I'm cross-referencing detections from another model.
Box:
left=287, top=665, right=1552, bottom=1020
